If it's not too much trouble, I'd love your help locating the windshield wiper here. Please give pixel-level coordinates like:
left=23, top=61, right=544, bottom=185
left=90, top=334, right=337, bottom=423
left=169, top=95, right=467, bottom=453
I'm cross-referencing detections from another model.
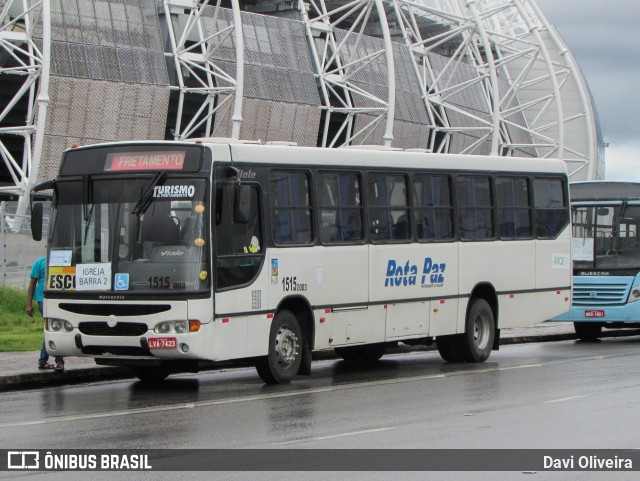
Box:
left=82, top=173, right=92, bottom=221
left=81, top=173, right=95, bottom=244
left=83, top=204, right=95, bottom=245
left=131, top=172, right=166, bottom=216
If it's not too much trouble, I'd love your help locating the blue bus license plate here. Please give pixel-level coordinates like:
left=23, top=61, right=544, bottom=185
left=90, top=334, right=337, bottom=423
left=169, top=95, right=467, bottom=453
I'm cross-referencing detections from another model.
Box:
left=584, top=310, right=605, bottom=318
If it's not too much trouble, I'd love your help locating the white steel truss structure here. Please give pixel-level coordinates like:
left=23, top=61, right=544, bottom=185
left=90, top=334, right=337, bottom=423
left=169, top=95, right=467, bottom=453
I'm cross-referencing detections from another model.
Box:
left=298, top=0, right=598, bottom=174
left=0, top=0, right=602, bottom=226
left=0, top=0, right=49, bottom=200
left=300, top=0, right=396, bottom=147
left=389, top=0, right=595, bottom=176
left=162, top=0, right=244, bottom=140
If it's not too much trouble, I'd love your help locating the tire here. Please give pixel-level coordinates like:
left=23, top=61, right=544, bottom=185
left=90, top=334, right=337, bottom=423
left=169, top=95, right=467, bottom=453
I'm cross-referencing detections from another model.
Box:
left=461, top=298, right=495, bottom=362
left=574, top=322, right=602, bottom=341
left=334, top=343, right=386, bottom=362
left=132, top=366, right=170, bottom=384
left=436, top=334, right=465, bottom=362
left=256, top=310, right=303, bottom=383
left=437, top=299, right=495, bottom=363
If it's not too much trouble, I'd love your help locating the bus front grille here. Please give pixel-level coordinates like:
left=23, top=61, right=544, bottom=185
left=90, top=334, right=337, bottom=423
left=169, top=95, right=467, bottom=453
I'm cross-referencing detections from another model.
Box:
left=572, top=283, right=629, bottom=307
left=81, top=346, right=150, bottom=356
left=60, top=304, right=170, bottom=316
left=79, top=322, right=148, bottom=336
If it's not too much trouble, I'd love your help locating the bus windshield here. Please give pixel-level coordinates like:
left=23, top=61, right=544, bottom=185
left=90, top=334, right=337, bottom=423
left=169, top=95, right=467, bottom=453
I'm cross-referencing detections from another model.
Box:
left=572, top=203, right=640, bottom=270
left=47, top=176, right=209, bottom=294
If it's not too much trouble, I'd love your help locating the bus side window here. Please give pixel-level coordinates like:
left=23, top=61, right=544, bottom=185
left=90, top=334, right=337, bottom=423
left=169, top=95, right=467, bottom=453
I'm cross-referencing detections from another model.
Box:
left=456, top=175, right=493, bottom=241
left=270, top=171, right=313, bottom=245
left=368, top=173, right=409, bottom=242
left=215, top=183, right=263, bottom=290
left=317, top=171, right=363, bottom=244
left=414, top=174, right=453, bottom=241
left=533, top=177, right=568, bottom=238
left=496, top=177, right=531, bottom=239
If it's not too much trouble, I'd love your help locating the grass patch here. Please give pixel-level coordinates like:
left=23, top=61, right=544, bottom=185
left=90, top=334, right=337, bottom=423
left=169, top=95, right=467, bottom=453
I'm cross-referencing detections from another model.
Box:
left=0, top=286, right=44, bottom=352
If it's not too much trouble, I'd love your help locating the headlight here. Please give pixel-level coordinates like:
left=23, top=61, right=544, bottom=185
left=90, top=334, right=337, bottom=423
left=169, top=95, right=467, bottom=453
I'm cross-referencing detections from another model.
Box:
left=64, top=321, right=73, bottom=332
left=154, top=321, right=192, bottom=334
left=628, top=287, right=640, bottom=304
left=156, top=322, right=171, bottom=334
left=50, top=319, right=63, bottom=331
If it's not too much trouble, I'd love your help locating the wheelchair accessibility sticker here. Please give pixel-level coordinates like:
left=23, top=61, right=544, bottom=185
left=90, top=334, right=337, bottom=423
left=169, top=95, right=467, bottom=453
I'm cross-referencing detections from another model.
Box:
left=115, top=273, right=130, bottom=291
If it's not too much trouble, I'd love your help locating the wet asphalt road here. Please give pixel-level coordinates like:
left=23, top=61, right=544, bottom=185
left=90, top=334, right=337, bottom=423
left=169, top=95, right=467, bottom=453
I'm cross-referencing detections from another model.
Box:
left=2, top=337, right=640, bottom=480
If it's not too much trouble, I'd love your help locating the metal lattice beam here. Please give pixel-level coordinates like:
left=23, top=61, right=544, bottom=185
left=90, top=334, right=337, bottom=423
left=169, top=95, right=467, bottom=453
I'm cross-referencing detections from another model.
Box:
left=162, top=0, right=244, bottom=140
left=300, top=0, right=395, bottom=147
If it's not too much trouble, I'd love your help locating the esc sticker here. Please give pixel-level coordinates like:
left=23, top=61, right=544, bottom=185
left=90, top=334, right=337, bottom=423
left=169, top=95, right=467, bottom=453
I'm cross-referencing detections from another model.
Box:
left=76, top=263, right=112, bottom=291
left=48, top=266, right=76, bottom=290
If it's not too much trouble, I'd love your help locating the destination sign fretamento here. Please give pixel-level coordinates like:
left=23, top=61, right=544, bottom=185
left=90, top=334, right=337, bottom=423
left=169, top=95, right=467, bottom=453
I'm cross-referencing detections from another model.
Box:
left=106, top=151, right=186, bottom=171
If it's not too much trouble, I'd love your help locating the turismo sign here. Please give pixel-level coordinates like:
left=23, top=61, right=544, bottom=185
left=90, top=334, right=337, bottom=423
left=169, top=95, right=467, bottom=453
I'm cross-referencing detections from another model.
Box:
left=105, top=151, right=186, bottom=171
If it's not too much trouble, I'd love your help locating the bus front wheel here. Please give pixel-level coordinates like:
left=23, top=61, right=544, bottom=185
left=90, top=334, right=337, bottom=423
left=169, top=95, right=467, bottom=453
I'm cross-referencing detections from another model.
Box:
left=256, top=310, right=303, bottom=383
left=574, top=322, right=602, bottom=341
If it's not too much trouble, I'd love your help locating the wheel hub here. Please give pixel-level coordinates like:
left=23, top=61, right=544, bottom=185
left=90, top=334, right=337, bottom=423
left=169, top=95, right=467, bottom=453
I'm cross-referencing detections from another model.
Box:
left=275, top=326, right=299, bottom=367
left=473, top=314, right=490, bottom=350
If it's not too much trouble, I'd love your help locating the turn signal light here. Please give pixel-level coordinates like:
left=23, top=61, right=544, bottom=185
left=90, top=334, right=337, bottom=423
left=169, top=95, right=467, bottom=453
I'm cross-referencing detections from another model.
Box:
left=189, top=320, right=201, bottom=332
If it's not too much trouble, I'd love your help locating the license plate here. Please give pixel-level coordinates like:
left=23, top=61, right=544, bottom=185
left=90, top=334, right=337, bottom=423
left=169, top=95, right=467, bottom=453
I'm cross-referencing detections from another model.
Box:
left=148, top=337, right=177, bottom=349
left=584, top=310, right=605, bottom=318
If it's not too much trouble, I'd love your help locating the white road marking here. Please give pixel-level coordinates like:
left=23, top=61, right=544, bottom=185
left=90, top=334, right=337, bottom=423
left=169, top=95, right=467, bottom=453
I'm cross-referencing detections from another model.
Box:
left=544, top=389, right=619, bottom=404
left=273, top=427, right=395, bottom=445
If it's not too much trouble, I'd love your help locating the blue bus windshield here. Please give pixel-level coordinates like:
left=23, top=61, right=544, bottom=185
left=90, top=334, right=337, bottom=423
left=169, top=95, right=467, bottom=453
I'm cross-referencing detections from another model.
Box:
left=572, top=203, right=640, bottom=270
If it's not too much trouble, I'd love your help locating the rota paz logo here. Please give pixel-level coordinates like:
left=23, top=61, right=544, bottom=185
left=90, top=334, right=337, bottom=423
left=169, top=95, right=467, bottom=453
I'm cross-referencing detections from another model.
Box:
left=385, top=257, right=446, bottom=287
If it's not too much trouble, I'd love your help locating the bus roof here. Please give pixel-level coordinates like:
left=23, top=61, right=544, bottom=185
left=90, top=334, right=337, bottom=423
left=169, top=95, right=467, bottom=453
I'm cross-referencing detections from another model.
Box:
left=570, top=181, right=640, bottom=202
left=223, top=142, right=567, bottom=175
left=62, top=139, right=568, bottom=176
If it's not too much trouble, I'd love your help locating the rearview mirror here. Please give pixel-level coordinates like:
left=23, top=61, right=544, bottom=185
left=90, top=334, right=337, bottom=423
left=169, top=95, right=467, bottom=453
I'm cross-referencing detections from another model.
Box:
left=31, top=202, right=43, bottom=241
left=233, top=184, right=251, bottom=224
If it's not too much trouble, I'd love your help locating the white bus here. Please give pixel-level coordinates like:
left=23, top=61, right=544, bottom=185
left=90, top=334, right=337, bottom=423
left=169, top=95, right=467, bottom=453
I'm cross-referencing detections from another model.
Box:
left=30, top=140, right=572, bottom=383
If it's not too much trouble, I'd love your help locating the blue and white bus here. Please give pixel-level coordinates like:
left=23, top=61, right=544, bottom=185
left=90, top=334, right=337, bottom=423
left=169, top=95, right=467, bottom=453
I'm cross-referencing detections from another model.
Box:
left=30, top=139, right=572, bottom=383
left=553, top=181, right=640, bottom=340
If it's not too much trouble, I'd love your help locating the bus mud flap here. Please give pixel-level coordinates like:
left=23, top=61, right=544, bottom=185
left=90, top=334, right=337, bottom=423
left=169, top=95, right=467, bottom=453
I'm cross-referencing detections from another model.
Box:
left=297, top=342, right=312, bottom=376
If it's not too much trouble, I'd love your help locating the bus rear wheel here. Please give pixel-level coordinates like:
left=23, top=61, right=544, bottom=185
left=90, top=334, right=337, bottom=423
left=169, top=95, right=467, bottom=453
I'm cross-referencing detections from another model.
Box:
left=334, top=343, right=386, bottom=362
left=256, top=310, right=302, bottom=384
left=574, top=322, right=602, bottom=341
left=437, top=298, right=495, bottom=363
left=462, top=298, right=495, bottom=362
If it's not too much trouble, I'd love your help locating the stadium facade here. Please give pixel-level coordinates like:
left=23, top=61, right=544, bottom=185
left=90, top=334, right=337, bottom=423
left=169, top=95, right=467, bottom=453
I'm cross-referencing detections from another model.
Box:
left=0, top=0, right=605, bottom=209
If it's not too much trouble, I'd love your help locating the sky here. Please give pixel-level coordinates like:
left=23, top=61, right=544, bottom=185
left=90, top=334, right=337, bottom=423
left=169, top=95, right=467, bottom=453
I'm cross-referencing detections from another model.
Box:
left=535, top=0, right=640, bottom=180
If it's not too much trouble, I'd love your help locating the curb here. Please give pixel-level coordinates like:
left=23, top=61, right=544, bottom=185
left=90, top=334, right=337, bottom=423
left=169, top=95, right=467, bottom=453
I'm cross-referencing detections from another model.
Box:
left=0, top=366, right=132, bottom=392
left=2, top=329, right=639, bottom=392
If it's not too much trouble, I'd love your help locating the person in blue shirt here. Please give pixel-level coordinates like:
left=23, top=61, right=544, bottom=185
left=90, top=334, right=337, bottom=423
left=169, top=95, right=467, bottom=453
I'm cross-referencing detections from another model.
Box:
left=26, top=256, right=64, bottom=371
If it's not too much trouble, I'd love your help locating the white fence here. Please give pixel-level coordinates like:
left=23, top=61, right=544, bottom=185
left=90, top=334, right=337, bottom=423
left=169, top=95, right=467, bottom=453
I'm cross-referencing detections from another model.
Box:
left=0, top=201, right=49, bottom=289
